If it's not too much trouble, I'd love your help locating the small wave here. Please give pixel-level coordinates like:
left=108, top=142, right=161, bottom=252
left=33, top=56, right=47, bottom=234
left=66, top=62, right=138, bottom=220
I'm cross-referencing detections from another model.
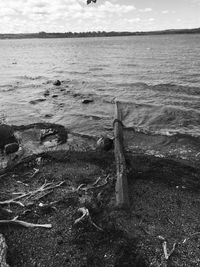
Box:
left=0, top=84, right=15, bottom=92
left=115, top=101, right=200, bottom=139
left=89, top=67, right=104, bottom=71
left=67, top=71, right=90, bottom=75
left=121, top=63, right=137, bottom=67
left=124, top=127, right=200, bottom=162
left=125, top=126, right=200, bottom=143
left=72, top=113, right=109, bottom=121
left=116, top=82, right=200, bottom=96
left=17, top=75, right=45, bottom=80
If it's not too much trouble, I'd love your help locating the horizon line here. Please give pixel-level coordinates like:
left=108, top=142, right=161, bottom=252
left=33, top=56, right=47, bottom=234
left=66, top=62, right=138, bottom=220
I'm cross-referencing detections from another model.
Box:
left=0, top=26, right=200, bottom=35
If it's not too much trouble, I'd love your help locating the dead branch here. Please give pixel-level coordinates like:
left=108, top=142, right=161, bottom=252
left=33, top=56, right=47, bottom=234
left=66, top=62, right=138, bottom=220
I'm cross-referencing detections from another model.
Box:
left=74, top=207, right=103, bottom=231
left=74, top=184, right=86, bottom=192
left=0, top=217, right=52, bottom=229
left=162, top=241, right=176, bottom=260
left=0, top=181, right=64, bottom=207
left=75, top=175, right=110, bottom=192
left=0, top=200, right=24, bottom=207
left=92, top=176, right=101, bottom=186
left=30, top=168, right=39, bottom=178
left=75, top=207, right=89, bottom=224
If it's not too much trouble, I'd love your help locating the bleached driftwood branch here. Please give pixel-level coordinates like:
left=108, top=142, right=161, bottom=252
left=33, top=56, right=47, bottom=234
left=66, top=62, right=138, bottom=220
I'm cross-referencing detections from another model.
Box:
left=0, top=216, right=52, bottom=229
left=75, top=175, right=110, bottom=192
left=0, top=181, right=64, bottom=207
left=74, top=207, right=103, bottom=231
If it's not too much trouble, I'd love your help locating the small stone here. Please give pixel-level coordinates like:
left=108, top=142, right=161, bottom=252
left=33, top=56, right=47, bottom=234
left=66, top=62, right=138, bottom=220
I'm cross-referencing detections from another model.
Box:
left=4, top=142, right=19, bottom=154
left=0, top=124, right=17, bottom=150
left=44, top=90, right=50, bottom=97
left=29, top=99, right=46, bottom=105
left=53, top=80, right=61, bottom=86
left=81, top=99, right=93, bottom=104
left=52, top=94, right=58, bottom=98
left=44, top=114, right=53, bottom=118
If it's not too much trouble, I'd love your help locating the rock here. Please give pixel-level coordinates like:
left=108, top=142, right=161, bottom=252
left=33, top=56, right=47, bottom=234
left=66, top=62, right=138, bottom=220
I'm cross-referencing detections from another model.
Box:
left=73, top=93, right=81, bottom=98
left=52, top=94, right=58, bottom=98
left=81, top=99, right=94, bottom=104
left=44, top=90, right=50, bottom=97
left=53, top=80, right=61, bottom=86
left=29, top=99, right=46, bottom=105
left=4, top=142, right=19, bottom=155
left=44, top=114, right=53, bottom=118
left=0, top=124, right=17, bottom=151
left=97, top=137, right=113, bottom=151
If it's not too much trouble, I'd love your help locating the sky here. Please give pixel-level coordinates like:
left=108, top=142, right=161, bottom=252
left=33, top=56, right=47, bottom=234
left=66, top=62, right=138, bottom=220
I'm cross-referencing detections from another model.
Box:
left=0, top=0, right=200, bottom=33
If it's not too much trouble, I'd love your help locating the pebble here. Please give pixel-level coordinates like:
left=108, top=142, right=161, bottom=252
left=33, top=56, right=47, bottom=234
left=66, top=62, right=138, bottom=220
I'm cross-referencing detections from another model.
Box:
left=81, top=99, right=94, bottom=104
left=29, top=99, right=46, bottom=105
left=4, top=142, right=19, bottom=154
left=53, top=80, right=61, bottom=86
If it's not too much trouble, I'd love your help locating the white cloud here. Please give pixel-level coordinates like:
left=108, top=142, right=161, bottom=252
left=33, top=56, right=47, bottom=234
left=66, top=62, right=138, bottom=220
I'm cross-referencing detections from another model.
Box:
left=139, top=8, right=152, bottom=12
left=162, top=10, right=169, bottom=14
left=0, top=0, right=137, bottom=33
left=149, top=18, right=155, bottom=22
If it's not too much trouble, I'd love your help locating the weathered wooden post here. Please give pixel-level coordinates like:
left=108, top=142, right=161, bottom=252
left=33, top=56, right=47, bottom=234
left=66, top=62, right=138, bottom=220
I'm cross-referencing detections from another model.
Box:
left=0, top=234, right=9, bottom=267
left=114, top=101, right=130, bottom=207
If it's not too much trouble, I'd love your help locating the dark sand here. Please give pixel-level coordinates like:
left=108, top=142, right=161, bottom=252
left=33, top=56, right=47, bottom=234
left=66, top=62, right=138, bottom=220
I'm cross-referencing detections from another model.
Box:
left=1, top=147, right=200, bottom=267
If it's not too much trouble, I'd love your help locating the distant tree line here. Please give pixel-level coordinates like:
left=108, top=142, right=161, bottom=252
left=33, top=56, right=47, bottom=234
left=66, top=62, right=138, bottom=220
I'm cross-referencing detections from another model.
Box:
left=0, top=28, right=200, bottom=39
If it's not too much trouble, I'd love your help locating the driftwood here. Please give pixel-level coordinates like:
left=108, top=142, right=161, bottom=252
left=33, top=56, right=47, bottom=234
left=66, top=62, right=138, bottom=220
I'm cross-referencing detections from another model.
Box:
left=0, top=217, right=52, bottom=229
left=0, top=234, right=9, bottom=267
left=0, top=181, right=64, bottom=207
left=113, top=101, right=129, bottom=207
left=75, top=207, right=103, bottom=231
left=75, top=175, right=110, bottom=192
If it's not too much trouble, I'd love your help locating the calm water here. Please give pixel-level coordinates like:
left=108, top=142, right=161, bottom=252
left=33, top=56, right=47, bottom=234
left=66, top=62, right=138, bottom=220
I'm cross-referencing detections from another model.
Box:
left=0, top=35, right=200, bottom=160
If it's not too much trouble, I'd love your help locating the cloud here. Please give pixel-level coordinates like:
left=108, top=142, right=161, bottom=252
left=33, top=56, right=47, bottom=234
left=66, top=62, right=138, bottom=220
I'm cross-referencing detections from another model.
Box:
left=149, top=18, right=155, bottom=22
left=0, top=0, right=137, bottom=33
left=139, top=8, right=152, bottom=12
left=162, top=10, right=169, bottom=14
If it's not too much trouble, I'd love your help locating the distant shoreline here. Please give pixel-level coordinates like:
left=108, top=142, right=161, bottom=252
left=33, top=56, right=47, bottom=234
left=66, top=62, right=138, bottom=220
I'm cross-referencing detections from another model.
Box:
left=0, top=27, right=200, bottom=39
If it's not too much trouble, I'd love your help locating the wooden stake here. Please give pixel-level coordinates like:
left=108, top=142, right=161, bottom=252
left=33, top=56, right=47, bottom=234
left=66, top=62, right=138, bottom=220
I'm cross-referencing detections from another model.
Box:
left=0, top=234, right=9, bottom=267
left=114, top=101, right=129, bottom=207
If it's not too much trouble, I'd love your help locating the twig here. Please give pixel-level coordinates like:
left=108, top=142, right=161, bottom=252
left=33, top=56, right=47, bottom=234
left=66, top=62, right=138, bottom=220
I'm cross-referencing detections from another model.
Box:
left=74, top=207, right=103, bottom=231
left=162, top=241, right=176, bottom=260
left=30, top=168, right=39, bottom=178
left=182, top=232, right=200, bottom=244
left=74, top=207, right=89, bottom=224
left=74, top=184, right=86, bottom=192
left=77, top=175, right=111, bottom=192
left=0, top=200, right=24, bottom=207
left=92, top=176, right=101, bottom=186
left=0, top=217, right=52, bottom=228
left=0, top=181, right=64, bottom=206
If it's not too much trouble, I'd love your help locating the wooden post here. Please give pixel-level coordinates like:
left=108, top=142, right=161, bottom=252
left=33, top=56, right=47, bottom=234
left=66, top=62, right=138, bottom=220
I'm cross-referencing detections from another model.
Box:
left=0, top=234, right=9, bottom=267
left=114, top=101, right=129, bottom=207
